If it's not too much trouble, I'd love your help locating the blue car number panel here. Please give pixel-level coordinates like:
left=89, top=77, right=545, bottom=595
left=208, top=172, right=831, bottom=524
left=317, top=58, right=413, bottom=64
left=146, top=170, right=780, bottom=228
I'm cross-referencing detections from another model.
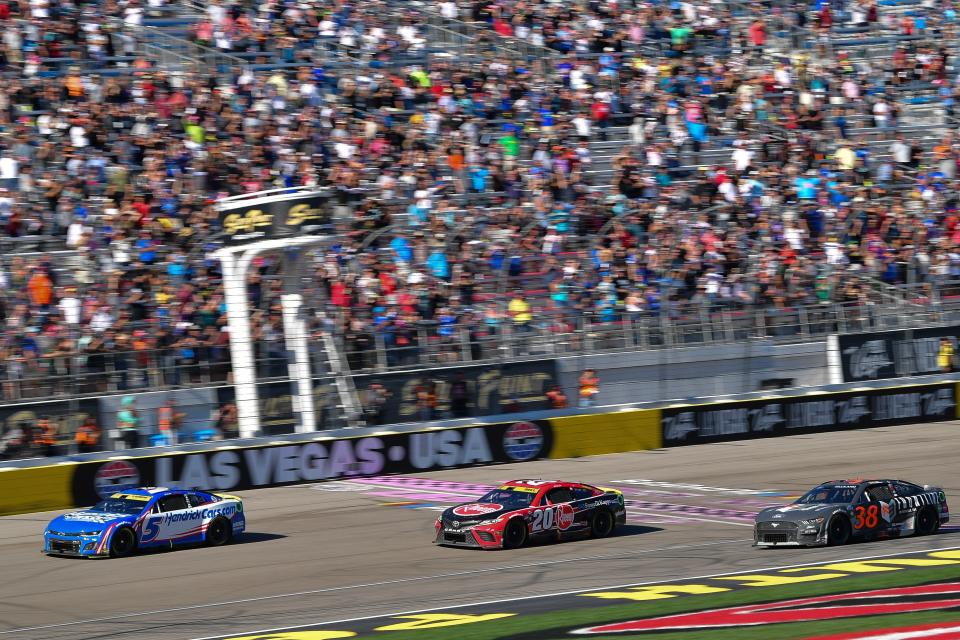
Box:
left=43, top=487, right=245, bottom=558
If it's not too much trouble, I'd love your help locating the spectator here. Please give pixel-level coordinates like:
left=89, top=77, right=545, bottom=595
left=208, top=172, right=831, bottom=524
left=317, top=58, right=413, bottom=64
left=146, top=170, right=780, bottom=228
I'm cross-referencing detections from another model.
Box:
left=75, top=416, right=101, bottom=454
left=938, top=337, right=955, bottom=373
left=449, top=372, right=470, bottom=418
left=116, top=396, right=140, bottom=450
left=34, top=416, right=56, bottom=457
left=0, top=423, right=25, bottom=460
left=546, top=385, right=568, bottom=409
left=579, top=369, right=599, bottom=408
left=363, top=382, right=392, bottom=425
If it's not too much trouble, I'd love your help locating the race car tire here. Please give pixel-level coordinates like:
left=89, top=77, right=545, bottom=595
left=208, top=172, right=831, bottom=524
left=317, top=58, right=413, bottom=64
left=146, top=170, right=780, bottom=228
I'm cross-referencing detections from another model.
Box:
left=502, top=518, right=528, bottom=549
left=827, top=515, right=851, bottom=546
left=590, top=509, right=615, bottom=538
left=915, top=507, right=938, bottom=536
left=206, top=517, right=232, bottom=547
left=109, top=527, right=137, bottom=558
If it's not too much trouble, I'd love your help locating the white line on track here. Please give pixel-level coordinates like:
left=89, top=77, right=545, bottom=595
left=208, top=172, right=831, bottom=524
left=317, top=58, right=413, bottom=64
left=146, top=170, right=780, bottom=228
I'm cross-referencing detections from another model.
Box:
left=0, top=537, right=750, bottom=636
left=189, top=543, right=960, bottom=640
left=628, top=508, right=754, bottom=527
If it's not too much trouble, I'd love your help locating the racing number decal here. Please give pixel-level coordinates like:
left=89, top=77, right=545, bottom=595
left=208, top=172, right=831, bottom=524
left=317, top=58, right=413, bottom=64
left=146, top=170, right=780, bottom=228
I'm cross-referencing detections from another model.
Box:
left=853, top=505, right=879, bottom=529
left=531, top=508, right=556, bottom=532
left=141, top=517, right=162, bottom=542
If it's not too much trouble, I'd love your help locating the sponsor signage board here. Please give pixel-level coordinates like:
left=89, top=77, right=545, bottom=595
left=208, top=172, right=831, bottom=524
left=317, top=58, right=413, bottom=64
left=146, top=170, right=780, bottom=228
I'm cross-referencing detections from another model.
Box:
left=0, top=398, right=99, bottom=452
left=218, top=359, right=560, bottom=432
left=70, top=420, right=553, bottom=505
left=833, top=327, right=960, bottom=382
left=217, top=191, right=331, bottom=246
left=662, top=382, right=956, bottom=446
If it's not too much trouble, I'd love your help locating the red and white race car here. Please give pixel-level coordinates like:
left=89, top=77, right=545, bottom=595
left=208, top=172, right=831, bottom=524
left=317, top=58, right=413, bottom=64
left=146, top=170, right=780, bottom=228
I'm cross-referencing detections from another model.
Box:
left=434, top=479, right=626, bottom=549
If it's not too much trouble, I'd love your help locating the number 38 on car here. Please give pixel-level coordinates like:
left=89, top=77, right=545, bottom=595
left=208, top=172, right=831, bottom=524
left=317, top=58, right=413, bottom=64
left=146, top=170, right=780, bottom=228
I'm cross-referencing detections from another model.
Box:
left=434, top=479, right=627, bottom=549
left=754, top=478, right=949, bottom=547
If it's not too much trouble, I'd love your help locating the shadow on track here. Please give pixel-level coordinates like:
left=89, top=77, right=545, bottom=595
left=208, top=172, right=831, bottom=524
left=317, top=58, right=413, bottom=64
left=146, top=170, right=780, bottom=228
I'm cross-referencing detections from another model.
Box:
left=437, top=524, right=662, bottom=551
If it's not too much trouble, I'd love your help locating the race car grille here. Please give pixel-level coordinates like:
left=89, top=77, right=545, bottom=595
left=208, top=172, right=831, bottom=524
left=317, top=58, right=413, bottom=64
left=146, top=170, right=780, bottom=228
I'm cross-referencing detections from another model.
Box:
left=443, top=532, right=467, bottom=543
left=476, top=531, right=495, bottom=542
left=50, top=539, right=80, bottom=553
left=761, top=533, right=790, bottom=544
left=756, top=521, right=798, bottom=532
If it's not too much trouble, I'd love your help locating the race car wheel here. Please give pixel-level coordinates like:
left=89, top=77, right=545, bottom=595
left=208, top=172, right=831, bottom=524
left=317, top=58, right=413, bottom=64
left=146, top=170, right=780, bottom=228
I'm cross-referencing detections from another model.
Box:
left=109, top=527, right=137, bottom=558
left=590, top=509, right=615, bottom=538
left=502, top=518, right=528, bottom=549
left=827, top=515, right=851, bottom=546
left=206, top=517, right=232, bottom=547
left=915, top=507, right=938, bottom=536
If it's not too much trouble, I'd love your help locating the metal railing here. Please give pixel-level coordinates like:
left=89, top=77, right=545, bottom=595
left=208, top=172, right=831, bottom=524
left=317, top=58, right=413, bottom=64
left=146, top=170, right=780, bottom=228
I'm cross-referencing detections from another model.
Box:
left=5, top=296, right=957, bottom=406
left=340, top=297, right=960, bottom=373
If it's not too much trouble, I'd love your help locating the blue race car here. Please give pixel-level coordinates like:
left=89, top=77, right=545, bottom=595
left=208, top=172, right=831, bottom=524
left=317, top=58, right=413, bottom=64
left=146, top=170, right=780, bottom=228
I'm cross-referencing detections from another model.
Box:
left=43, top=487, right=245, bottom=558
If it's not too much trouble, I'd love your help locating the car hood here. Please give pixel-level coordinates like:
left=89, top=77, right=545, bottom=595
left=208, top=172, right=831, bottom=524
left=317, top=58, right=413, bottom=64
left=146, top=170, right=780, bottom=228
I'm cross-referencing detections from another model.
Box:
left=47, top=511, right=134, bottom=535
left=441, top=502, right=516, bottom=527
left=756, top=503, right=843, bottom=523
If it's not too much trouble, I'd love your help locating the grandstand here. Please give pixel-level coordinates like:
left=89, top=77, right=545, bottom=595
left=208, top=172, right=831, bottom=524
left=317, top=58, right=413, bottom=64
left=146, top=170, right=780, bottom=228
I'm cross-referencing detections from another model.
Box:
left=2, top=0, right=960, bottom=454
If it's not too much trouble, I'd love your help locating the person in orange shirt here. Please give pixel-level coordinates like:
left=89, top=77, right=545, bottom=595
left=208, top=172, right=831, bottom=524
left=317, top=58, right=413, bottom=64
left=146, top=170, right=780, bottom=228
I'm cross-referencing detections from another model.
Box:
left=27, top=270, right=53, bottom=308
left=75, top=416, right=100, bottom=454
left=34, top=416, right=57, bottom=457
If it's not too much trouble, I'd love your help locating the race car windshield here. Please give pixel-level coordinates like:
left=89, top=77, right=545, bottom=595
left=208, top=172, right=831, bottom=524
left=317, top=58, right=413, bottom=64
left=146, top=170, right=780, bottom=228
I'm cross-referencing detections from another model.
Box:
left=796, top=486, right=857, bottom=504
left=477, top=489, right=536, bottom=510
left=88, top=498, right=147, bottom=515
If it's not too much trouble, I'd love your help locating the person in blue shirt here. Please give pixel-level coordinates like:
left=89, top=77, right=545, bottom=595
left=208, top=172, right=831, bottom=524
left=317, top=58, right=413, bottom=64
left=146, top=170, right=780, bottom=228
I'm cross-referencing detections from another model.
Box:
left=390, top=235, right=412, bottom=263
left=794, top=172, right=820, bottom=199
left=469, top=165, right=489, bottom=192
left=426, top=248, right=450, bottom=281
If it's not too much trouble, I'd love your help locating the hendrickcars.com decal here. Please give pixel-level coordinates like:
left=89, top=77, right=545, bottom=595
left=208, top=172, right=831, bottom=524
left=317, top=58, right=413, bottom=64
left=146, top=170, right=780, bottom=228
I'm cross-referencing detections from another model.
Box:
left=211, top=547, right=960, bottom=640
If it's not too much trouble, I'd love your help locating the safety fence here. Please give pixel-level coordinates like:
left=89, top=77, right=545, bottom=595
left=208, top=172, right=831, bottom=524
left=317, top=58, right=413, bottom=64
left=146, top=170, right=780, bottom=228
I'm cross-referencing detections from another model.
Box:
left=1, top=297, right=954, bottom=406
left=1, top=376, right=955, bottom=515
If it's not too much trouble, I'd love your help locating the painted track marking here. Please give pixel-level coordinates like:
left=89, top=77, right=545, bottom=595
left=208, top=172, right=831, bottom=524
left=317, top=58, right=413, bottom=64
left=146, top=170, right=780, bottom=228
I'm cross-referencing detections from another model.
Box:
left=0, top=538, right=751, bottom=636
left=337, top=479, right=756, bottom=527
left=188, top=543, right=960, bottom=640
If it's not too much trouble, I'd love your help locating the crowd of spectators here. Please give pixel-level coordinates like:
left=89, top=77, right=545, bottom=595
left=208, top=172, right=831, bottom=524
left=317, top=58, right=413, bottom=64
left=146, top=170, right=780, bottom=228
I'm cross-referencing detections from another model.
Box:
left=0, top=0, right=959, bottom=403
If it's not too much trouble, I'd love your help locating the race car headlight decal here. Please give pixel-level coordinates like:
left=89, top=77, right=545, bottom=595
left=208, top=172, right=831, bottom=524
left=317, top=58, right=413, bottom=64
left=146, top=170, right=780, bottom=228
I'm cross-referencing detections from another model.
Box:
left=83, top=543, right=96, bottom=551
left=799, top=518, right=824, bottom=527
left=78, top=531, right=103, bottom=537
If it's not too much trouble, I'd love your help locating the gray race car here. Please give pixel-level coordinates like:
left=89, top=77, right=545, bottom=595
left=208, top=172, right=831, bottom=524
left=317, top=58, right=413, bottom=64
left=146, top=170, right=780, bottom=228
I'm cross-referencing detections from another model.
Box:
left=754, top=479, right=949, bottom=547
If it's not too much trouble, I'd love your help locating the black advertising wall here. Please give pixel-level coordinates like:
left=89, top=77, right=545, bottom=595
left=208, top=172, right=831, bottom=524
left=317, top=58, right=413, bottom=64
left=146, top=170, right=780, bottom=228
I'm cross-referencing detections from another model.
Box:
left=662, top=382, right=957, bottom=446
left=355, top=359, right=560, bottom=423
left=70, top=419, right=553, bottom=506
left=837, top=326, right=960, bottom=382
left=216, top=359, right=560, bottom=432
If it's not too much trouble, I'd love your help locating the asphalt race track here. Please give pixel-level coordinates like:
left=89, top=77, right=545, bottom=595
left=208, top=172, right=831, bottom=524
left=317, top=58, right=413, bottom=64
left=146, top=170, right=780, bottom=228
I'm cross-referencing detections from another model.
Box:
left=1, top=421, right=958, bottom=640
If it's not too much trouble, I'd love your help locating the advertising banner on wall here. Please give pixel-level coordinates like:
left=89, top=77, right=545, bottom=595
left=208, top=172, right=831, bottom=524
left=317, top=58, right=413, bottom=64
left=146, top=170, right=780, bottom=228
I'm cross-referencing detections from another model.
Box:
left=69, top=419, right=553, bottom=506
left=217, top=359, right=560, bottom=432
left=353, top=359, right=560, bottom=424
left=662, top=382, right=956, bottom=446
left=830, top=327, right=960, bottom=382
left=0, top=398, right=99, bottom=452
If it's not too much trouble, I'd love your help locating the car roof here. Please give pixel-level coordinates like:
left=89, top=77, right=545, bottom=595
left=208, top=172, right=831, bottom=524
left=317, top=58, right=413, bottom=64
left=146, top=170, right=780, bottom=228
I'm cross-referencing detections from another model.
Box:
left=111, top=487, right=188, bottom=498
left=501, top=480, right=579, bottom=490
left=817, top=479, right=909, bottom=489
